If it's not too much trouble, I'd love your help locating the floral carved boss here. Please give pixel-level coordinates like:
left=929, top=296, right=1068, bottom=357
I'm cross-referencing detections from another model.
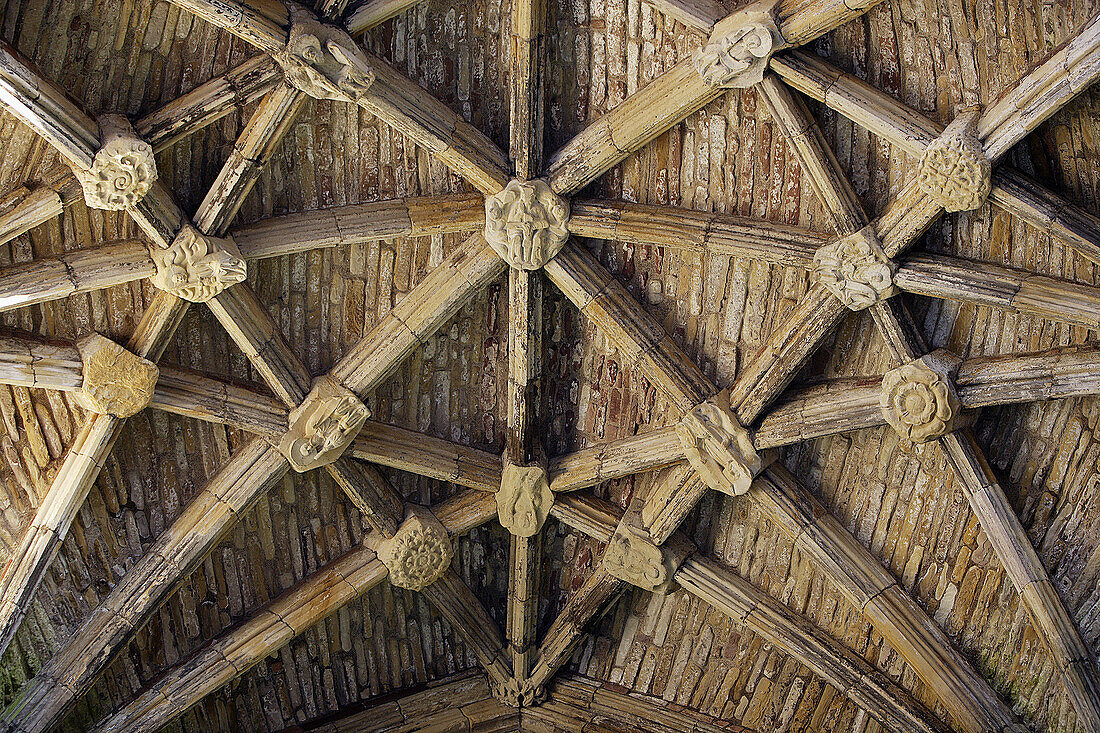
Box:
left=916, top=111, right=992, bottom=213
left=74, top=114, right=157, bottom=211
left=879, top=350, right=964, bottom=443
left=812, top=225, right=897, bottom=310
left=376, top=506, right=454, bottom=591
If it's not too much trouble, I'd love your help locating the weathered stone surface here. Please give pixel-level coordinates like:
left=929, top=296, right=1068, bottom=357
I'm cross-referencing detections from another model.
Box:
left=75, top=114, right=157, bottom=210
left=484, top=179, right=569, bottom=269
left=676, top=389, right=762, bottom=496
left=490, top=677, right=546, bottom=708
left=693, top=5, right=781, bottom=89
left=879, top=349, right=964, bottom=443
left=150, top=225, right=246, bottom=302
left=916, top=113, right=991, bottom=212
left=812, top=225, right=897, bottom=310
left=277, top=376, right=370, bottom=472
left=76, top=334, right=158, bottom=418
left=275, top=3, right=375, bottom=103
left=376, top=506, right=454, bottom=591
left=497, top=461, right=552, bottom=537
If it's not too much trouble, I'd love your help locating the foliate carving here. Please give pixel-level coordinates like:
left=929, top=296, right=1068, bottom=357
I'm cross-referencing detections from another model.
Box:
left=916, top=112, right=991, bottom=213
left=693, top=7, right=782, bottom=89
left=484, top=179, right=569, bottom=270
left=275, top=3, right=375, bottom=103
left=377, top=506, right=453, bottom=591
left=278, top=376, right=371, bottom=472
left=812, top=225, right=897, bottom=311
left=491, top=677, right=547, bottom=708
left=150, top=224, right=247, bottom=302
left=75, top=114, right=157, bottom=211
left=879, top=350, right=964, bottom=443
left=76, top=333, right=158, bottom=418
left=497, top=462, right=553, bottom=537
left=677, top=389, right=762, bottom=497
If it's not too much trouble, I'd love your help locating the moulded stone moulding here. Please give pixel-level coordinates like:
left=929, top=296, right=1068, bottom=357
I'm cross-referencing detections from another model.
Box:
left=376, top=505, right=454, bottom=591
left=916, top=111, right=992, bottom=213
left=879, top=349, right=964, bottom=443
left=150, top=224, right=247, bottom=302
left=76, top=333, right=159, bottom=418
left=812, top=225, right=898, bottom=310
left=491, top=677, right=547, bottom=708
left=275, top=3, right=376, bottom=103
left=484, top=179, right=570, bottom=269
left=75, top=114, right=157, bottom=211
left=693, top=4, right=782, bottom=89
left=278, top=375, right=371, bottom=472
left=677, top=389, right=763, bottom=496
left=497, top=461, right=553, bottom=537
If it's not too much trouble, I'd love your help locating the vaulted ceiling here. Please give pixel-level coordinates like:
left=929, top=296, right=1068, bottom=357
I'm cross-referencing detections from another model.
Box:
left=0, top=0, right=1097, bottom=731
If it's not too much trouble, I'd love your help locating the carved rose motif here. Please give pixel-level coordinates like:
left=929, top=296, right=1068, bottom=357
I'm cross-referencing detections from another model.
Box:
left=879, top=351, right=963, bottom=443
left=603, top=524, right=671, bottom=591
left=151, top=225, right=246, bottom=302
left=484, top=179, right=569, bottom=270
left=278, top=376, right=371, bottom=472
left=377, top=507, right=453, bottom=591
left=76, top=333, right=159, bottom=418
left=916, top=114, right=991, bottom=213
left=276, top=4, right=375, bottom=103
left=492, top=677, right=547, bottom=708
left=677, top=389, right=762, bottom=496
left=693, top=10, right=780, bottom=89
left=76, top=114, right=157, bottom=211
left=812, top=226, right=897, bottom=310
left=497, top=462, right=553, bottom=537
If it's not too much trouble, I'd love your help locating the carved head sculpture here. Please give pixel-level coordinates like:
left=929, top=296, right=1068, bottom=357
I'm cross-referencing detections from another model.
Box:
left=916, top=114, right=991, bottom=213
left=603, top=526, right=669, bottom=591
left=497, top=462, right=553, bottom=537
left=693, top=9, right=780, bottom=89
left=150, top=225, right=247, bottom=303
left=76, top=333, right=159, bottom=418
left=879, top=350, right=963, bottom=443
left=677, top=389, right=762, bottom=496
left=276, top=4, right=376, bottom=103
left=278, top=376, right=371, bottom=472
left=377, top=506, right=454, bottom=591
left=812, top=226, right=897, bottom=310
left=484, top=179, right=570, bottom=270
left=77, top=114, right=157, bottom=211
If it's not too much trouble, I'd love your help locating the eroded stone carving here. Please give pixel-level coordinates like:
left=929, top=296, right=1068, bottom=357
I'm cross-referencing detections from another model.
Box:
left=693, top=6, right=782, bottom=89
left=75, top=114, right=157, bottom=211
left=491, top=677, right=547, bottom=708
left=603, top=522, right=671, bottom=592
left=497, top=461, right=553, bottom=537
left=76, top=333, right=158, bottom=418
left=916, top=112, right=991, bottom=213
left=377, top=506, right=453, bottom=591
left=677, top=389, right=762, bottom=496
left=812, top=225, right=897, bottom=310
left=275, top=4, right=375, bottom=103
left=879, top=350, right=964, bottom=443
left=484, top=179, right=569, bottom=270
left=278, top=376, right=371, bottom=472
left=150, top=224, right=247, bottom=302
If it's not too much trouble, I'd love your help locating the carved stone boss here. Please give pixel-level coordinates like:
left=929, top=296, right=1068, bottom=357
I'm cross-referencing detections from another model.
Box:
left=492, top=677, right=547, bottom=709
left=484, top=179, right=570, bottom=270
left=74, top=114, right=157, bottom=211
left=879, top=349, right=964, bottom=443
left=677, top=389, right=763, bottom=496
left=603, top=506, right=688, bottom=593
left=76, top=333, right=159, bottom=418
left=275, top=3, right=376, bottom=103
left=150, top=224, right=247, bottom=303
left=277, top=376, right=371, bottom=472
left=375, top=506, right=454, bottom=591
left=916, top=110, right=991, bottom=213
left=497, top=460, right=553, bottom=537
left=812, top=225, right=898, bottom=310
left=693, top=4, right=782, bottom=89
